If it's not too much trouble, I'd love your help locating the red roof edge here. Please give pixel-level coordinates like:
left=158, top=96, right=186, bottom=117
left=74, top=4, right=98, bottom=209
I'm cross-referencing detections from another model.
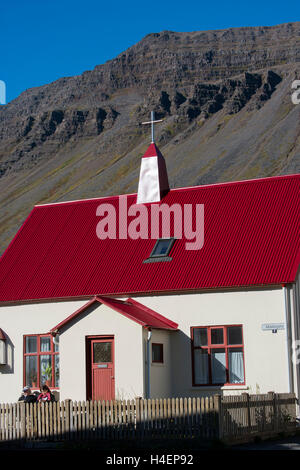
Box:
left=97, top=296, right=178, bottom=330
left=126, top=297, right=178, bottom=330
left=50, top=297, right=99, bottom=334
left=49, top=296, right=178, bottom=334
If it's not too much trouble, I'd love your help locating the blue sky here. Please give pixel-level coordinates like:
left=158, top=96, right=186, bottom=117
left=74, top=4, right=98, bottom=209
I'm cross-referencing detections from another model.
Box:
left=1, top=0, right=300, bottom=103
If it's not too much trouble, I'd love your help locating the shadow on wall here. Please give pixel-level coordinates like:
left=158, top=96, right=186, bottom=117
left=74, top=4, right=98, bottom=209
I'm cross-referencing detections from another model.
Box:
left=171, top=330, right=244, bottom=398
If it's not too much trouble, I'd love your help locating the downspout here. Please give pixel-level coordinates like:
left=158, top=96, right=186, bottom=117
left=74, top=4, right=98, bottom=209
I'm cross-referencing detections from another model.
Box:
left=146, top=329, right=152, bottom=399
left=284, top=285, right=294, bottom=394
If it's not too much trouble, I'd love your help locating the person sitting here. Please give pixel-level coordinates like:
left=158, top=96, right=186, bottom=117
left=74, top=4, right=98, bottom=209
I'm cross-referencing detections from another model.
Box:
left=37, top=384, right=53, bottom=402
left=18, top=386, right=37, bottom=403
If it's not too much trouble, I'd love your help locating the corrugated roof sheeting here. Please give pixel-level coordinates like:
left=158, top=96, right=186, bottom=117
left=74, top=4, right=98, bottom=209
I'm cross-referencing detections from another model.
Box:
left=0, top=174, right=299, bottom=302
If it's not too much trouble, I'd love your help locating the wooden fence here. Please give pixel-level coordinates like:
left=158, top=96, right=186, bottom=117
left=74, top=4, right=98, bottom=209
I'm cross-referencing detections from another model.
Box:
left=0, top=392, right=297, bottom=443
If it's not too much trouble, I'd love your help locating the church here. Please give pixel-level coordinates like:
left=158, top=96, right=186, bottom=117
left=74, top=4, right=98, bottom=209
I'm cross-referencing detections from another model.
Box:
left=0, top=116, right=299, bottom=404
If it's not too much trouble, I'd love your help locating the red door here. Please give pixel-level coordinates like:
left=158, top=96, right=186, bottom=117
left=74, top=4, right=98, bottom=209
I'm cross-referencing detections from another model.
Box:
left=90, top=338, right=115, bottom=401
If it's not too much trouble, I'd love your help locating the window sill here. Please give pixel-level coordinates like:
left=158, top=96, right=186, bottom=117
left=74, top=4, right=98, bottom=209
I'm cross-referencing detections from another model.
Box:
left=143, top=256, right=172, bottom=264
left=190, top=385, right=249, bottom=391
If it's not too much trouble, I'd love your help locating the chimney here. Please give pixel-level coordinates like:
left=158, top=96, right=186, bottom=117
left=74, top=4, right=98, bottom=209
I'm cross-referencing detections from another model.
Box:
left=137, top=112, right=169, bottom=204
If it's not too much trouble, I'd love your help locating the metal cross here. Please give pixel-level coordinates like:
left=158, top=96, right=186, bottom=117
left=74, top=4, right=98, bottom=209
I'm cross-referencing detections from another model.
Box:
left=142, top=111, right=163, bottom=143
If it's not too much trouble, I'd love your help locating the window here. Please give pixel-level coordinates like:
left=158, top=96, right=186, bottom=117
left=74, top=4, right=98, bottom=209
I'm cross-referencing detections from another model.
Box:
left=191, top=326, right=245, bottom=386
left=152, top=343, right=164, bottom=363
left=24, top=334, right=59, bottom=388
left=144, top=238, right=175, bottom=263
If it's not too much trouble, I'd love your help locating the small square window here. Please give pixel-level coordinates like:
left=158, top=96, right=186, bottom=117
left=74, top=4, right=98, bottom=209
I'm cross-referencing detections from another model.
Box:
left=144, top=238, right=175, bottom=263
left=152, top=343, right=164, bottom=363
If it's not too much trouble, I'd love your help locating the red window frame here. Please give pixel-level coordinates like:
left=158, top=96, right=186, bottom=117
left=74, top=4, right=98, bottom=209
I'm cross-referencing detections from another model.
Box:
left=23, top=334, right=59, bottom=390
left=191, top=325, right=245, bottom=386
left=152, top=343, right=164, bottom=363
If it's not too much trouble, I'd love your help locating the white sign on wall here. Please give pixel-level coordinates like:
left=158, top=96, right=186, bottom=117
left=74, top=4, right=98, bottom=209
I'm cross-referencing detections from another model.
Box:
left=261, top=323, right=285, bottom=332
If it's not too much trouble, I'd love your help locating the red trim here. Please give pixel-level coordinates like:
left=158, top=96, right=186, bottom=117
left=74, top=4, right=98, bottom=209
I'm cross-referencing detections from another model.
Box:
left=0, top=328, right=6, bottom=341
left=191, top=325, right=245, bottom=387
left=127, top=298, right=178, bottom=330
left=50, top=297, right=98, bottom=334
left=86, top=335, right=115, bottom=401
left=50, top=296, right=178, bottom=334
left=23, top=334, right=59, bottom=390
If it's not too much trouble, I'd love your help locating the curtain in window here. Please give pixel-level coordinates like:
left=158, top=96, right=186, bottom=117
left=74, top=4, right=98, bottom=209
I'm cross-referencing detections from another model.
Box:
left=194, top=349, right=209, bottom=384
left=211, top=349, right=226, bottom=384
left=40, top=337, right=51, bottom=352
left=229, top=348, right=244, bottom=383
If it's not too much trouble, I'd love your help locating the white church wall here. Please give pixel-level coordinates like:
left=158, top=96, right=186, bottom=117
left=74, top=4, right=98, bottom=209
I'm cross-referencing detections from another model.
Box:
left=145, top=329, right=172, bottom=399
left=291, top=273, right=300, bottom=402
left=0, top=286, right=290, bottom=403
left=137, top=288, right=288, bottom=397
left=59, top=302, right=144, bottom=401
left=0, top=300, right=86, bottom=403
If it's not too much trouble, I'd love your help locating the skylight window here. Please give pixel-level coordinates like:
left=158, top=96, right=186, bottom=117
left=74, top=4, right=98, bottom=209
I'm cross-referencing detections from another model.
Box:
left=144, top=238, right=175, bottom=263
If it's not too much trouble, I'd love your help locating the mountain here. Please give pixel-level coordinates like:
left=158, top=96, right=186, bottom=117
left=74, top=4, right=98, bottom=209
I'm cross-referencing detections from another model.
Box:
left=0, top=22, right=300, bottom=255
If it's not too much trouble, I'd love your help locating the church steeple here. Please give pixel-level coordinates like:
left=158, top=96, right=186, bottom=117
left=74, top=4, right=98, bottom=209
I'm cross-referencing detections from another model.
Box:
left=136, top=112, right=169, bottom=204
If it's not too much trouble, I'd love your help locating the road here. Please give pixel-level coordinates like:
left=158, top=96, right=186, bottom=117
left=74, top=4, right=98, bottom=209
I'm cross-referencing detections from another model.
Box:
left=233, top=434, right=300, bottom=450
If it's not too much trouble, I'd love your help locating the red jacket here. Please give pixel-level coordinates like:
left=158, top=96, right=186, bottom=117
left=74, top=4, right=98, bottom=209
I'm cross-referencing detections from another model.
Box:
left=37, top=392, right=51, bottom=402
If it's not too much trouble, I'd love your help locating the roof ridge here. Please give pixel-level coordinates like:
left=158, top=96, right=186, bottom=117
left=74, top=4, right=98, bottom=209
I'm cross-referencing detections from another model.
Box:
left=33, top=173, right=300, bottom=209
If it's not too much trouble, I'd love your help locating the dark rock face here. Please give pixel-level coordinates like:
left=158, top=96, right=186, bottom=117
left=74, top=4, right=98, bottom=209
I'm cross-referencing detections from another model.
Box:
left=0, top=22, right=299, bottom=254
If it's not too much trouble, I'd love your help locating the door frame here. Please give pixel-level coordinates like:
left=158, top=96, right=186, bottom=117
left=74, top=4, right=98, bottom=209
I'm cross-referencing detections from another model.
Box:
left=85, top=335, right=115, bottom=400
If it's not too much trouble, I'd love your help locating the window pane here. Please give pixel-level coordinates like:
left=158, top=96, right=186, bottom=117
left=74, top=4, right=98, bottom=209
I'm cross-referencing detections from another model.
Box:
left=25, top=356, right=38, bottom=387
left=54, top=355, right=60, bottom=388
left=26, top=336, right=37, bottom=353
left=211, top=329, right=224, bottom=345
left=152, top=239, right=172, bottom=256
left=152, top=344, right=163, bottom=362
left=54, top=336, right=59, bottom=352
left=211, top=349, right=226, bottom=384
left=194, top=349, right=209, bottom=384
left=40, top=355, right=52, bottom=386
left=228, top=326, right=243, bottom=345
left=193, top=328, right=207, bottom=347
left=40, top=336, right=51, bottom=352
left=93, top=342, right=112, bottom=363
left=229, top=348, right=244, bottom=383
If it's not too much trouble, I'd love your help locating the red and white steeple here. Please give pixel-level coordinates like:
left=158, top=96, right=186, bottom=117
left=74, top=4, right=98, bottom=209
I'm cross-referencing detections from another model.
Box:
left=137, top=112, right=170, bottom=204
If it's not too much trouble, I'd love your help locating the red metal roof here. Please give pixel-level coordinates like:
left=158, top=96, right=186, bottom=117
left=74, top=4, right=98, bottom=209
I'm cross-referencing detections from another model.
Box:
left=50, top=296, right=178, bottom=333
left=0, top=170, right=299, bottom=303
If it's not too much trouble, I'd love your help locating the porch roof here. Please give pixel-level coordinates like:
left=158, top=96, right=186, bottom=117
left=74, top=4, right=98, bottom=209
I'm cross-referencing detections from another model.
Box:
left=49, top=296, right=178, bottom=334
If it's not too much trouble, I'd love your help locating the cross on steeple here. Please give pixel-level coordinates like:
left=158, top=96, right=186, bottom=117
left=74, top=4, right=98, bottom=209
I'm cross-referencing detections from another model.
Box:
left=142, top=111, right=163, bottom=143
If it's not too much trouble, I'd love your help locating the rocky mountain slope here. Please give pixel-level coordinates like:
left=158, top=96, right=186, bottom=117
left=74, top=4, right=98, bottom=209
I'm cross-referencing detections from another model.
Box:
left=0, top=22, right=300, bottom=255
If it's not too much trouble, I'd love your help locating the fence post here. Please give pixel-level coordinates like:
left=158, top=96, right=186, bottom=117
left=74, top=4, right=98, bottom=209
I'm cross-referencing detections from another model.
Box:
left=20, top=402, right=26, bottom=440
left=267, top=391, right=277, bottom=432
left=213, top=394, right=223, bottom=440
left=242, top=393, right=251, bottom=435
